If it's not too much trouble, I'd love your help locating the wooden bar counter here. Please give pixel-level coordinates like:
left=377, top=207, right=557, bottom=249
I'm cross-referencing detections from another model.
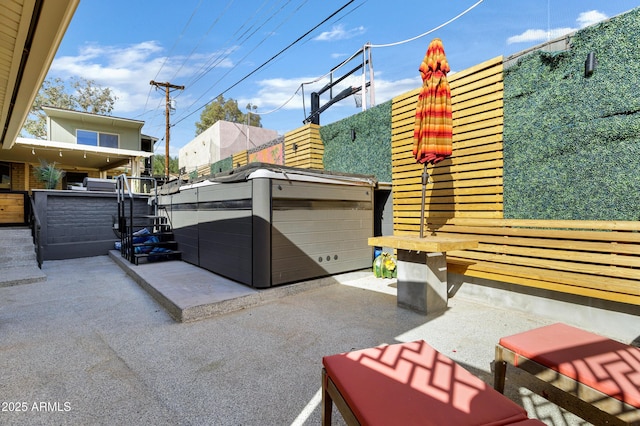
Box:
left=368, top=235, right=478, bottom=315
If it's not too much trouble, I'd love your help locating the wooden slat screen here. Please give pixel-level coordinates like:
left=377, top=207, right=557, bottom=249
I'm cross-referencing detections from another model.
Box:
left=442, top=218, right=640, bottom=305
left=284, top=123, right=324, bottom=169
left=232, top=150, right=248, bottom=168
left=391, top=56, right=504, bottom=233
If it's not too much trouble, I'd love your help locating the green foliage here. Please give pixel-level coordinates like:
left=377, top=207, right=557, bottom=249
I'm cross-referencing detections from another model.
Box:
left=23, top=77, right=117, bottom=139
left=210, top=157, right=233, bottom=174
left=503, top=7, right=640, bottom=220
left=195, top=95, right=262, bottom=135
left=33, top=160, right=65, bottom=189
left=152, top=155, right=179, bottom=176
left=319, top=100, right=392, bottom=182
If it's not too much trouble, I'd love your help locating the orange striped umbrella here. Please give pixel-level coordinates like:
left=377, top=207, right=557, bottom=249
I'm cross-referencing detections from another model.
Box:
left=412, top=38, right=452, bottom=165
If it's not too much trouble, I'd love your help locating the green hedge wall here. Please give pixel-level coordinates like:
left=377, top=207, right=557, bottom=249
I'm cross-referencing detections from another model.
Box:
left=503, top=7, right=640, bottom=220
left=210, top=156, right=233, bottom=175
left=319, top=100, right=392, bottom=182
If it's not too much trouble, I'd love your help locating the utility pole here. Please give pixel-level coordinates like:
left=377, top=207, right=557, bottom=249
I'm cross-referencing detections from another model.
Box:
left=150, top=80, right=185, bottom=179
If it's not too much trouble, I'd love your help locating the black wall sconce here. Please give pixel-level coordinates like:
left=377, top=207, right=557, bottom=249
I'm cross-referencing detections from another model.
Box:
left=350, top=128, right=356, bottom=142
left=293, top=143, right=298, bottom=152
left=585, top=52, right=596, bottom=78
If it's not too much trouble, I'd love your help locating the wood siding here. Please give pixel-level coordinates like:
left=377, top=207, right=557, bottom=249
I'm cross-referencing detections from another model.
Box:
left=284, top=123, right=324, bottom=169
left=232, top=150, right=248, bottom=168
left=0, top=192, right=24, bottom=223
left=389, top=56, right=639, bottom=305
left=391, top=56, right=504, bottom=232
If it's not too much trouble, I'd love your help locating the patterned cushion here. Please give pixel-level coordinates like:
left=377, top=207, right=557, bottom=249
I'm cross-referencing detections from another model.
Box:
left=323, top=340, right=529, bottom=426
left=499, top=323, right=640, bottom=408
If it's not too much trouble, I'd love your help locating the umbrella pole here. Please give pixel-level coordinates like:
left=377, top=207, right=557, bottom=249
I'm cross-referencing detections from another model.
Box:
left=420, top=163, right=429, bottom=238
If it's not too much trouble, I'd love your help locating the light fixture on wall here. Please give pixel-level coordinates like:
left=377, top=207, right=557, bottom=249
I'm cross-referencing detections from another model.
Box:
left=293, top=143, right=298, bottom=152
left=32, top=148, right=35, bottom=155
left=59, top=150, right=62, bottom=157
left=585, top=52, right=596, bottom=77
left=83, top=151, right=86, bottom=159
left=106, top=156, right=110, bottom=163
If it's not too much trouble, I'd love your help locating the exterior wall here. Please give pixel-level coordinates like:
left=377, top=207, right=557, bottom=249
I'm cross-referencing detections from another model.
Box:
left=179, top=121, right=278, bottom=172
left=11, top=163, right=28, bottom=191
left=284, top=123, right=323, bottom=169
left=48, top=115, right=141, bottom=150
left=32, top=190, right=151, bottom=260
left=391, top=56, right=505, bottom=233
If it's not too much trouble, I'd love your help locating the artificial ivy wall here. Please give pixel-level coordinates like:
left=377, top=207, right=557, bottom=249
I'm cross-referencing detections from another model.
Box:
left=503, top=7, right=640, bottom=220
left=319, top=100, right=392, bottom=183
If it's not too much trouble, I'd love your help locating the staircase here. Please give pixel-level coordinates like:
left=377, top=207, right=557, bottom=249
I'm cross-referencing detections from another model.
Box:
left=116, top=175, right=181, bottom=265
left=0, top=227, right=46, bottom=287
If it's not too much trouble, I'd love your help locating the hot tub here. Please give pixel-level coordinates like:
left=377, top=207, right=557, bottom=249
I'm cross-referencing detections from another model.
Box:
left=158, top=164, right=376, bottom=288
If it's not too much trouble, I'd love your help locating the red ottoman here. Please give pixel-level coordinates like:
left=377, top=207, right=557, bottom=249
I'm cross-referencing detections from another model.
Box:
left=495, top=323, right=640, bottom=425
left=322, top=340, right=542, bottom=426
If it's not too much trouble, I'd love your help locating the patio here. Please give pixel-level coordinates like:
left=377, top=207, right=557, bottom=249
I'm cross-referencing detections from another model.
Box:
left=0, top=255, right=594, bottom=425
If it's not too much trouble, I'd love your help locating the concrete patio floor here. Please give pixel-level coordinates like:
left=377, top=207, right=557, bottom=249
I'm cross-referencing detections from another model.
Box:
left=0, top=255, right=594, bottom=425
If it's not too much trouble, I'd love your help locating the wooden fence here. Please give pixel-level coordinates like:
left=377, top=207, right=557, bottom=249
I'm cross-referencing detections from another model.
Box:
left=390, top=56, right=639, bottom=305
left=284, top=123, right=324, bottom=169
left=392, top=56, right=505, bottom=231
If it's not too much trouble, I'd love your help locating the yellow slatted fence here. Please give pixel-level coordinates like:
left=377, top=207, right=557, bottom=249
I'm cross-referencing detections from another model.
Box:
left=232, top=150, right=248, bottom=168
left=392, top=56, right=505, bottom=230
left=284, top=123, right=324, bottom=169
left=430, top=218, right=640, bottom=305
left=390, top=56, right=639, bottom=305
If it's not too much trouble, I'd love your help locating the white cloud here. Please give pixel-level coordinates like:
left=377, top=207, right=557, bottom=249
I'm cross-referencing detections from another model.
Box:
left=239, top=72, right=420, bottom=125
left=507, top=27, right=574, bottom=44
left=577, top=10, right=608, bottom=28
left=314, top=24, right=366, bottom=42
left=50, top=41, right=236, bottom=113
left=507, top=10, right=608, bottom=45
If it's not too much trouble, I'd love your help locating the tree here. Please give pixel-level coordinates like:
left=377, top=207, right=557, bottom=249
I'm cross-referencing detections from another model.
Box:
left=23, top=77, right=117, bottom=139
left=194, top=95, right=261, bottom=135
left=152, top=155, right=179, bottom=176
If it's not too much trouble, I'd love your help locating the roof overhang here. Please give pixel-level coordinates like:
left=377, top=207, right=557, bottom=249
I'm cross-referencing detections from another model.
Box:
left=42, top=106, right=145, bottom=129
left=9, top=137, right=153, bottom=171
left=0, top=0, right=80, bottom=150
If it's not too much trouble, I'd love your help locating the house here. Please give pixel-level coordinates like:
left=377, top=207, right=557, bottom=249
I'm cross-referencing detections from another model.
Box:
left=1, top=106, right=155, bottom=191
left=179, top=120, right=278, bottom=173
left=0, top=0, right=80, bottom=225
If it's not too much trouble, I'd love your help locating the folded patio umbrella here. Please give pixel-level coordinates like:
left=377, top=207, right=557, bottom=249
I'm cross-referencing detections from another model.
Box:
left=413, top=38, right=452, bottom=165
left=412, top=38, right=452, bottom=237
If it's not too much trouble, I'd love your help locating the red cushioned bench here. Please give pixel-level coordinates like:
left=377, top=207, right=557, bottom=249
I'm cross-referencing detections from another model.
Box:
left=494, top=323, right=640, bottom=426
left=322, top=340, right=546, bottom=426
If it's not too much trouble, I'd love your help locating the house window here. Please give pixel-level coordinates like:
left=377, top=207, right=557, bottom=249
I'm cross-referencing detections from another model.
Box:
left=77, top=130, right=119, bottom=148
left=0, top=162, right=10, bottom=190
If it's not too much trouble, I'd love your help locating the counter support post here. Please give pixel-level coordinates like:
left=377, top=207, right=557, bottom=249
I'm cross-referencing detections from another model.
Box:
left=396, top=250, right=448, bottom=314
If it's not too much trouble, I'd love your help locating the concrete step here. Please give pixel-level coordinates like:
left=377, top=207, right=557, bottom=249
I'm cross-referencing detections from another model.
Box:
left=0, top=227, right=41, bottom=272
left=0, top=265, right=46, bottom=288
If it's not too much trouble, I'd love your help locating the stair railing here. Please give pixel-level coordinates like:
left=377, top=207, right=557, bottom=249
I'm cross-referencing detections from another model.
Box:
left=116, top=174, right=159, bottom=264
left=28, top=195, right=43, bottom=269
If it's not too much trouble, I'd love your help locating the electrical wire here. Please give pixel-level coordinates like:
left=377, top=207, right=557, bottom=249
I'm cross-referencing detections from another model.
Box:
left=368, top=0, right=484, bottom=48
left=169, top=0, right=236, bottom=84
left=184, top=0, right=294, bottom=90
left=172, top=0, right=355, bottom=127
left=258, top=0, right=485, bottom=120
left=143, top=0, right=205, bottom=112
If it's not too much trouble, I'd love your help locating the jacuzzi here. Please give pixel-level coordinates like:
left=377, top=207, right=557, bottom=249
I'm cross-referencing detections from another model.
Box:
left=158, top=164, right=376, bottom=288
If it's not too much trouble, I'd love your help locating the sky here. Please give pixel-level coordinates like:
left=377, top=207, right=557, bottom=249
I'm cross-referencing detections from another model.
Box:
left=47, top=0, right=640, bottom=158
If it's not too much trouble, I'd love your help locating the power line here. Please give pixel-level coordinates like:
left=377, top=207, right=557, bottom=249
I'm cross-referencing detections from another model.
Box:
left=175, top=0, right=305, bottom=119
left=368, top=0, right=484, bottom=48
left=256, top=0, right=486, bottom=121
left=170, top=0, right=237, bottom=83
left=172, top=0, right=355, bottom=127
left=143, top=0, right=204, bottom=112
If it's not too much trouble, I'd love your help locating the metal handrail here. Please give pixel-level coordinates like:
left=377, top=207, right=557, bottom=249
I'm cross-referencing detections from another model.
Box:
left=28, top=195, right=43, bottom=269
left=115, top=174, right=160, bottom=264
